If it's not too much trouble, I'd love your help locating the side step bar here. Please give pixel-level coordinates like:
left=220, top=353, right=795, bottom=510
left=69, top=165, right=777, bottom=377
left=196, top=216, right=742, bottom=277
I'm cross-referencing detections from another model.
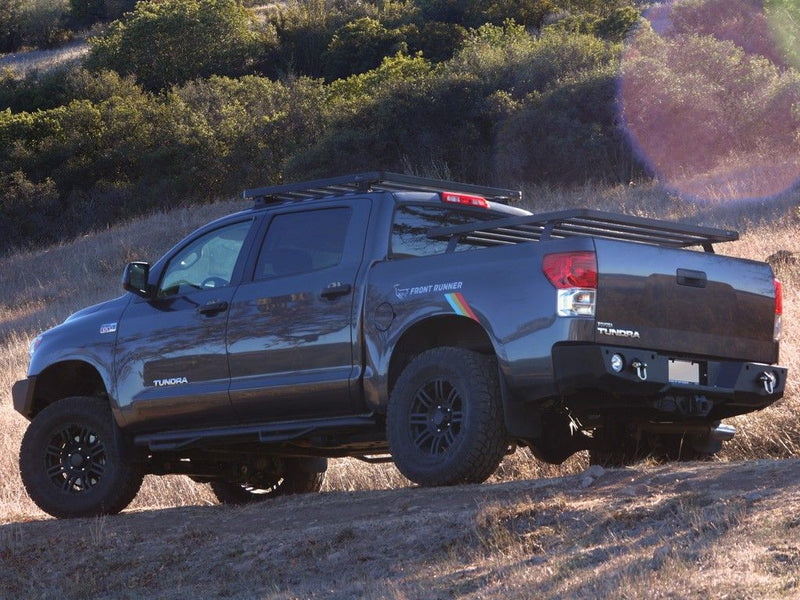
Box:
left=134, top=414, right=378, bottom=452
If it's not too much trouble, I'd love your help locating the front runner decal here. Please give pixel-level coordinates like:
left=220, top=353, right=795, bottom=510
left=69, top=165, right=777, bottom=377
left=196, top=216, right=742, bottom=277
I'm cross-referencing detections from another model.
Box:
left=394, top=281, right=463, bottom=301
left=445, top=292, right=479, bottom=322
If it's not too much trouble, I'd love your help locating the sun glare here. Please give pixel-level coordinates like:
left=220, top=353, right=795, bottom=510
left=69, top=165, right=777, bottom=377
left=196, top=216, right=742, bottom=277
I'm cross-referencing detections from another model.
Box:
left=618, top=0, right=800, bottom=202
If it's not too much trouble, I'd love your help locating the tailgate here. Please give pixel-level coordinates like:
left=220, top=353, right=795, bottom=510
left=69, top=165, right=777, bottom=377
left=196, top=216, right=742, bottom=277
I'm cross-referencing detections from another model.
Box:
left=594, top=239, right=778, bottom=363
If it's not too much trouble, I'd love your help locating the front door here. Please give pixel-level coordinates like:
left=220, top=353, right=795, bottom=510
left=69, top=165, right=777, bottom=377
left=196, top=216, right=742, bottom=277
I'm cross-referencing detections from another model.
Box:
left=114, top=219, right=255, bottom=431
left=227, top=201, right=371, bottom=422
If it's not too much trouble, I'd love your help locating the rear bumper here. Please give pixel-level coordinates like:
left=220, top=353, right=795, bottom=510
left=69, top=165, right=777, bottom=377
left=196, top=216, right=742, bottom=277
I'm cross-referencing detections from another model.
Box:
left=552, top=344, right=786, bottom=419
left=12, top=377, right=35, bottom=420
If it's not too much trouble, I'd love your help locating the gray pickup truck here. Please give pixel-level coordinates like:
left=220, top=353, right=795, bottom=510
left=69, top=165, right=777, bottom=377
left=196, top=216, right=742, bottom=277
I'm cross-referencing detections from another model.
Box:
left=12, top=172, right=787, bottom=518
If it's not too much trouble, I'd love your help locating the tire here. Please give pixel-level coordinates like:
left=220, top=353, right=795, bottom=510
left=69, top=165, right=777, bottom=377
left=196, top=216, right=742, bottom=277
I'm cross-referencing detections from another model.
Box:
left=19, top=396, right=143, bottom=519
left=210, top=457, right=326, bottom=505
left=387, top=347, right=507, bottom=487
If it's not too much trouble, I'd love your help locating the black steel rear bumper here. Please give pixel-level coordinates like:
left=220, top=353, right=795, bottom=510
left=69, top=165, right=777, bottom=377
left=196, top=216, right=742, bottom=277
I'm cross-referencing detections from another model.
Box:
left=552, top=344, right=786, bottom=418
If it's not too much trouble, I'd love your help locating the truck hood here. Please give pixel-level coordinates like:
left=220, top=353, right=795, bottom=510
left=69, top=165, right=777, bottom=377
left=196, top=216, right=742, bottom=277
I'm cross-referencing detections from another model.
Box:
left=63, top=295, right=129, bottom=324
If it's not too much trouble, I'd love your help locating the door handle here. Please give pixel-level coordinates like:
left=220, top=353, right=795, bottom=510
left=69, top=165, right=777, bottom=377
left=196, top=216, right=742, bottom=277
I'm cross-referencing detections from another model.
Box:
left=197, top=300, right=229, bottom=315
left=320, top=283, right=352, bottom=300
left=676, top=269, right=707, bottom=288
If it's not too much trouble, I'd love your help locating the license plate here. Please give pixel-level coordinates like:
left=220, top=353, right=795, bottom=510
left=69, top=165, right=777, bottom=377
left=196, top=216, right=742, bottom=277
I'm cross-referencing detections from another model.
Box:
left=669, top=359, right=700, bottom=384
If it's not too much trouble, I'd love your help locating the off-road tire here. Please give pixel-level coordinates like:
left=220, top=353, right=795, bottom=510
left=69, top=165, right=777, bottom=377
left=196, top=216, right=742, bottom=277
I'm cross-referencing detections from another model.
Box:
left=19, top=396, right=143, bottom=519
left=210, top=458, right=326, bottom=505
left=387, top=347, right=507, bottom=486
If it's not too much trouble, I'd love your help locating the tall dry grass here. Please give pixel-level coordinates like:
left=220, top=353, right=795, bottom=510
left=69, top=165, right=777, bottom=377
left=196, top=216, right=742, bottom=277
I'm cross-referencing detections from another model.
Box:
left=0, top=183, right=797, bottom=520
left=0, top=39, right=89, bottom=75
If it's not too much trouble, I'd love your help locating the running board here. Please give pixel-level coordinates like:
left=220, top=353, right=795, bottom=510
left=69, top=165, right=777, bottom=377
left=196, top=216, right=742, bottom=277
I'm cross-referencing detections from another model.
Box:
left=134, top=414, right=378, bottom=452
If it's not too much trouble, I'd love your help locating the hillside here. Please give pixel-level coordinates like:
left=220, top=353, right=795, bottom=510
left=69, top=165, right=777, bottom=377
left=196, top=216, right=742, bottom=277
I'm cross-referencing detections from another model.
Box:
left=2, top=459, right=800, bottom=598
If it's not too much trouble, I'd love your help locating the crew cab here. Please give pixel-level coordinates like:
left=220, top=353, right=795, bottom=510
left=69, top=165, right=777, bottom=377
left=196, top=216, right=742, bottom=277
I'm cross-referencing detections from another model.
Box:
left=12, top=172, right=787, bottom=518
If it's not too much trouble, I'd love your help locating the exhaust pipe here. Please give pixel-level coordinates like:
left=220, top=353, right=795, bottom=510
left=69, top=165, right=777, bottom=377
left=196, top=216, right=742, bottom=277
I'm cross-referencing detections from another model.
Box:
left=709, top=423, right=735, bottom=442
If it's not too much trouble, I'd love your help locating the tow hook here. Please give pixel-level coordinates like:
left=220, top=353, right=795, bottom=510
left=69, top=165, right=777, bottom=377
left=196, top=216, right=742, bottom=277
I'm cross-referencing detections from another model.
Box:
left=759, top=371, right=777, bottom=394
left=631, top=359, right=648, bottom=381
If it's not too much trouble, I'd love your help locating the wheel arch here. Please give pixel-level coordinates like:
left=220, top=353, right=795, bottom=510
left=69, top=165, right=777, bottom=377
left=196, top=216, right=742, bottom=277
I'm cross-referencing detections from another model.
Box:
left=28, top=360, right=110, bottom=418
left=387, top=315, right=498, bottom=397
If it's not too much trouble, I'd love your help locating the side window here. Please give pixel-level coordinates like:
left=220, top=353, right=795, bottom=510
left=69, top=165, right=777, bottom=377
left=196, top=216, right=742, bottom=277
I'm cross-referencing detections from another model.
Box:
left=255, top=208, right=351, bottom=280
left=391, top=204, right=496, bottom=258
left=158, top=220, right=252, bottom=297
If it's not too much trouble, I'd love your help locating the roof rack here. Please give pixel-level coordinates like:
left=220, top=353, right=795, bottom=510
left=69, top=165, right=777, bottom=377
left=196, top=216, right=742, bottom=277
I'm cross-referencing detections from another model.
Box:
left=427, top=208, right=738, bottom=253
left=243, top=172, right=522, bottom=206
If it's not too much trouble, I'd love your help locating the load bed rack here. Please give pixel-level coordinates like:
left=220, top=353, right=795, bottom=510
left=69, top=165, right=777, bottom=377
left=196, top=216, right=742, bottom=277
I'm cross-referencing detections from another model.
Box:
left=243, top=171, right=522, bottom=205
left=428, top=208, right=738, bottom=253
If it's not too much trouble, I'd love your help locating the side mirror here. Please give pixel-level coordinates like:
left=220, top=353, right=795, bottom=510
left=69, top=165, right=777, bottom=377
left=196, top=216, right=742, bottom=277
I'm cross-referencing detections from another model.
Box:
left=122, top=262, right=152, bottom=298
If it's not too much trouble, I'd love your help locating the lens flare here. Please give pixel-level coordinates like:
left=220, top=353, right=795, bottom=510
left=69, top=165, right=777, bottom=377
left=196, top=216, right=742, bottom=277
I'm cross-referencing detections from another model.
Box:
left=618, top=0, right=800, bottom=202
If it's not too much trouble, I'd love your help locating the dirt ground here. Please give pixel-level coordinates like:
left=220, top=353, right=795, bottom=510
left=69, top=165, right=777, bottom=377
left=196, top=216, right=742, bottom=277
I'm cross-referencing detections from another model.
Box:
left=2, top=458, right=799, bottom=599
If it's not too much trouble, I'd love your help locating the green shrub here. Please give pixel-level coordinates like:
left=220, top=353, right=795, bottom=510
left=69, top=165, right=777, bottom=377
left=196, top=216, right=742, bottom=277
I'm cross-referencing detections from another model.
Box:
left=0, top=171, right=61, bottom=252
left=323, top=17, right=408, bottom=80
left=0, top=0, right=23, bottom=52
left=0, top=67, right=73, bottom=112
left=87, top=0, right=263, bottom=90
left=494, top=66, right=633, bottom=184
left=19, top=0, right=72, bottom=49
left=69, top=0, right=106, bottom=27
left=415, top=0, right=555, bottom=30
left=174, top=75, right=327, bottom=189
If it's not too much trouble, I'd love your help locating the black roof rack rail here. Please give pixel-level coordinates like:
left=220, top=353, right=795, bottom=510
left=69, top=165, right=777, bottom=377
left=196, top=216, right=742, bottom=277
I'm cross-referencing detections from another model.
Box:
left=243, top=171, right=522, bottom=206
left=427, top=208, right=738, bottom=253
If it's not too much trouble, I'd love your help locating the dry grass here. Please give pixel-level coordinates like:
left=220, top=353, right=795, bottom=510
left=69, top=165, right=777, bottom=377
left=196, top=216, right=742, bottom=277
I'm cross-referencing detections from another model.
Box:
left=2, top=459, right=798, bottom=598
left=0, top=183, right=797, bottom=521
left=0, top=38, right=89, bottom=75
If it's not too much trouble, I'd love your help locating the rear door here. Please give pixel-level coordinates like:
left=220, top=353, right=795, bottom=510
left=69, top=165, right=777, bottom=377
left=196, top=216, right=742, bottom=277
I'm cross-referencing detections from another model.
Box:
left=227, top=200, right=371, bottom=422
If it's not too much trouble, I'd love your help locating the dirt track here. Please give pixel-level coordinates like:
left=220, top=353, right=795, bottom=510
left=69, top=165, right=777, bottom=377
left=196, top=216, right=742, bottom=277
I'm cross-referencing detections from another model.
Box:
left=2, top=458, right=799, bottom=599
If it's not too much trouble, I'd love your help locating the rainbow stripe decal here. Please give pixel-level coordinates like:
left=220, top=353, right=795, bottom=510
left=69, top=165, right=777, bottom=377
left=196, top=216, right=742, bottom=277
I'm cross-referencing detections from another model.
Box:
left=445, top=292, right=479, bottom=322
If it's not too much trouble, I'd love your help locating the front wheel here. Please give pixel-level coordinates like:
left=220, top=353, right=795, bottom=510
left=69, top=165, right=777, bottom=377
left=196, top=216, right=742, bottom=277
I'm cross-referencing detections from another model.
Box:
left=210, top=457, right=326, bottom=505
left=19, top=397, right=143, bottom=519
left=387, top=347, right=507, bottom=487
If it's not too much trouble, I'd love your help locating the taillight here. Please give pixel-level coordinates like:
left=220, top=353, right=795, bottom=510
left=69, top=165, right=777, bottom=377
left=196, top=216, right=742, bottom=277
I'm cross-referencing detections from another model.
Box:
left=774, top=278, right=783, bottom=342
left=543, top=252, right=598, bottom=289
left=441, top=191, right=489, bottom=209
left=543, top=251, right=597, bottom=317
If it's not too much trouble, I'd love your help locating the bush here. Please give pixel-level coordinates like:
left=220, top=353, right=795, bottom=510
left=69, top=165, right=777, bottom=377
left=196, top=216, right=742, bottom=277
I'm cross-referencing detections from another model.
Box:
left=415, top=0, right=555, bottom=30
left=0, top=67, right=73, bottom=112
left=620, top=28, right=800, bottom=196
left=323, top=17, right=408, bottom=80
left=17, top=0, right=72, bottom=50
left=494, top=66, right=633, bottom=184
left=0, top=0, right=23, bottom=52
left=69, top=0, right=106, bottom=27
left=87, top=0, right=263, bottom=90
left=0, top=171, right=61, bottom=252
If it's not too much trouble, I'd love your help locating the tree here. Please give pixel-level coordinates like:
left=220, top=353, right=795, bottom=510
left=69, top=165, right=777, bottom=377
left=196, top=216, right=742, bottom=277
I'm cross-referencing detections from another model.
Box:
left=87, top=0, right=262, bottom=90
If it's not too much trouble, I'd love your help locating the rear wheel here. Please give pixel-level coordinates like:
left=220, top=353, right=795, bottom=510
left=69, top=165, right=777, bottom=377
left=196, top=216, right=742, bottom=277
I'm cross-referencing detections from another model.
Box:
left=210, top=458, right=326, bottom=505
left=19, top=397, right=143, bottom=519
left=387, top=347, right=507, bottom=486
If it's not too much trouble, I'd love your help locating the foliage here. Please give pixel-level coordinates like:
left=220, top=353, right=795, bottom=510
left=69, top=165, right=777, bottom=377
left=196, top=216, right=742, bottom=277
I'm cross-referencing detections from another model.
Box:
left=86, top=0, right=264, bottom=90
left=621, top=28, right=800, bottom=190
left=495, top=66, right=632, bottom=184
left=323, top=17, right=408, bottom=80
left=0, top=0, right=24, bottom=52
left=11, top=0, right=72, bottom=50
left=416, top=0, right=555, bottom=30
left=0, top=68, right=72, bottom=112
left=2, top=0, right=800, bottom=252
left=69, top=0, right=106, bottom=27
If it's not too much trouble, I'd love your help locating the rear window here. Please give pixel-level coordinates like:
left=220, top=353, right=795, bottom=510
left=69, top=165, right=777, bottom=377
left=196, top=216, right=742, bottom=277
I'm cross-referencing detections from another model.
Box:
left=391, top=204, right=498, bottom=258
